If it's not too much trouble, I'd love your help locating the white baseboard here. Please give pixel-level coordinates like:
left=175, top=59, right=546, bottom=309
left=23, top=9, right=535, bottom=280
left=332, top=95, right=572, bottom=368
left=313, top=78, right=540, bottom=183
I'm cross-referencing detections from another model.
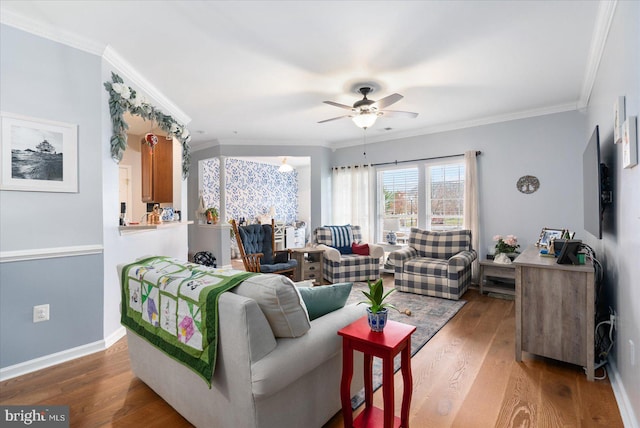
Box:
left=104, top=326, right=127, bottom=348
left=609, top=360, right=639, bottom=428
left=0, top=329, right=125, bottom=382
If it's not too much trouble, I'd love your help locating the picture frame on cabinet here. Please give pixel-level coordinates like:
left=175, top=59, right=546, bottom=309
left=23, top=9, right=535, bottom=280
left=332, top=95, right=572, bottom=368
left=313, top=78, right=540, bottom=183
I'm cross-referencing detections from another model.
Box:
left=622, top=116, right=637, bottom=169
left=613, top=96, right=625, bottom=144
left=0, top=112, right=78, bottom=192
left=535, top=227, right=566, bottom=248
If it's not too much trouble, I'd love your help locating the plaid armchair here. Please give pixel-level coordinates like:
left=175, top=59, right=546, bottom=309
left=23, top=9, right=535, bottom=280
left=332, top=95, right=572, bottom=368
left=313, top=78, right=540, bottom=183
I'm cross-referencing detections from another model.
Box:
left=389, top=228, right=477, bottom=300
left=313, top=225, right=384, bottom=283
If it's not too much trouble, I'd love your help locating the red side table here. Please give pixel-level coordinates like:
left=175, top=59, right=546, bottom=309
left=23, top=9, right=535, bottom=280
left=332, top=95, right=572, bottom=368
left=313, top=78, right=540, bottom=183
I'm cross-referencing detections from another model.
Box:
left=338, top=316, right=416, bottom=428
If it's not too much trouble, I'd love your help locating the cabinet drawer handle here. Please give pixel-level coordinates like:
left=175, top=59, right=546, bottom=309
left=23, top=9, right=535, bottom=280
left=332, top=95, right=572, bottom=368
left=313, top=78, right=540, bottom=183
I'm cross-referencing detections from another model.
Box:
left=308, top=266, right=316, bottom=271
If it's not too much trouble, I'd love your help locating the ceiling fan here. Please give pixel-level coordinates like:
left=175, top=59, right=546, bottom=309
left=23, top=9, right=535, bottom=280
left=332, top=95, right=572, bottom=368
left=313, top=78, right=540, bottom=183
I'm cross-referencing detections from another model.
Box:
left=319, top=86, right=418, bottom=129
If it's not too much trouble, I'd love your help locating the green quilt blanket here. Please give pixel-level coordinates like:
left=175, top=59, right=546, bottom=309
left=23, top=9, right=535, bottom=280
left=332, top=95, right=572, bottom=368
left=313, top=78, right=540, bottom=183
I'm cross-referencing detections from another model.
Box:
left=120, top=256, right=256, bottom=386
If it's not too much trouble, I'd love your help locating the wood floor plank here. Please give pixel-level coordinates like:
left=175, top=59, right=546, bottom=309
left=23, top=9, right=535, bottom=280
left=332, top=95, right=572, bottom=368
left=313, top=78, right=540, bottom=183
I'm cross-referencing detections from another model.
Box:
left=1, top=274, right=623, bottom=428
left=450, top=300, right=516, bottom=427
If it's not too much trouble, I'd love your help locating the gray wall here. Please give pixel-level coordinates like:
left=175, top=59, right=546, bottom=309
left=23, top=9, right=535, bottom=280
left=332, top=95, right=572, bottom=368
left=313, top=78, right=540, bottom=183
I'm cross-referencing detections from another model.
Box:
left=0, top=25, right=104, bottom=367
left=332, top=110, right=587, bottom=257
left=585, top=1, right=639, bottom=423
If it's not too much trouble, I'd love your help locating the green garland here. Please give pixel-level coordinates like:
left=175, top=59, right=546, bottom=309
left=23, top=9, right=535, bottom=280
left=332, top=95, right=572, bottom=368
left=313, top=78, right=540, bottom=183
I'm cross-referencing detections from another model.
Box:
left=104, top=72, right=191, bottom=179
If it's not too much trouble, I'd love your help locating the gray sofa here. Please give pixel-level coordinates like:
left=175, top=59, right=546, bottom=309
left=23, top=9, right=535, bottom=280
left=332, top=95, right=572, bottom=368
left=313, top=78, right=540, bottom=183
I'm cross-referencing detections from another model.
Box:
left=120, top=267, right=365, bottom=428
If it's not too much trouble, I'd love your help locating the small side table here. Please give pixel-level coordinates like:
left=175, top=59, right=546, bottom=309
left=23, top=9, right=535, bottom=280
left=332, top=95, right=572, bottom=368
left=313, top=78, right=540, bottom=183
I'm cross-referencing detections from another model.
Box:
left=338, top=317, right=416, bottom=428
left=377, top=243, right=407, bottom=274
left=479, top=259, right=516, bottom=296
left=291, top=247, right=324, bottom=284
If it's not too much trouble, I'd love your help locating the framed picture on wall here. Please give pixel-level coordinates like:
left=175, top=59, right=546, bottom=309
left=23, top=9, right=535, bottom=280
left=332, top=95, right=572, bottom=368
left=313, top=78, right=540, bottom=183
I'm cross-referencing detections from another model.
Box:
left=613, top=96, right=625, bottom=144
left=535, top=227, right=566, bottom=247
left=622, top=116, right=637, bottom=169
left=0, top=112, right=78, bottom=192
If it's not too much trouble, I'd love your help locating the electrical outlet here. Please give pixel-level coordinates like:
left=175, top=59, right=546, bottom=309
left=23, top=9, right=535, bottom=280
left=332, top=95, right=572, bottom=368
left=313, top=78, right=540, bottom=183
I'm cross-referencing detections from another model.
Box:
left=630, top=340, right=636, bottom=367
left=33, top=304, right=50, bottom=323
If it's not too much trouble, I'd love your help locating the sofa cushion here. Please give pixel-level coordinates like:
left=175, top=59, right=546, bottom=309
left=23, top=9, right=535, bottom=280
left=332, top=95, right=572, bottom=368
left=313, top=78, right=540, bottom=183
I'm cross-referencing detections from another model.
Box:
left=250, top=302, right=365, bottom=398
left=351, top=242, right=370, bottom=255
left=327, top=225, right=353, bottom=254
left=410, top=228, right=472, bottom=259
left=405, top=257, right=448, bottom=277
left=234, top=274, right=311, bottom=338
left=297, top=282, right=353, bottom=320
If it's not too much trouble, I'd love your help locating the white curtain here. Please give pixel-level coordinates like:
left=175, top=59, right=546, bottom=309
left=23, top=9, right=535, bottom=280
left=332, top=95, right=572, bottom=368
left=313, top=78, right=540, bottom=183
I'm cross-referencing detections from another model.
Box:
left=464, top=151, right=480, bottom=282
left=332, top=165, right=373, bottom=242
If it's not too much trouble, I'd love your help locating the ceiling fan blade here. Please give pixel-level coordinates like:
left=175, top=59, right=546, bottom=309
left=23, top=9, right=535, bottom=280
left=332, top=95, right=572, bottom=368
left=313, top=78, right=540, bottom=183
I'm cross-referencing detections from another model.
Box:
left=323, top=101, right=354, bottom=110
left=318, top=115, right=351, bottom=124
left=380, top=110, right=419, bottom=118
left=373, top=93, right=403, bottom=109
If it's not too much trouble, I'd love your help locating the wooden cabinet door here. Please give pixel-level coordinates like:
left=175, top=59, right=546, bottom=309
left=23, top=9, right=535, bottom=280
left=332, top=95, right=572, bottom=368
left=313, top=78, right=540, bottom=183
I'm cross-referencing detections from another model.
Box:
left=140, top=139, right=173, bottom=203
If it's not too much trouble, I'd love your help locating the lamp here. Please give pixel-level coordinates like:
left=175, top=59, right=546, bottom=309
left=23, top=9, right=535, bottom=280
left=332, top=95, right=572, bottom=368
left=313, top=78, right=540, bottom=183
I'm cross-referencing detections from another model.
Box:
left=279, top=157, right=293, bottom=173
left=383, top=218, right=401, bottom=245
left=352, top=111, right=378, bottom=129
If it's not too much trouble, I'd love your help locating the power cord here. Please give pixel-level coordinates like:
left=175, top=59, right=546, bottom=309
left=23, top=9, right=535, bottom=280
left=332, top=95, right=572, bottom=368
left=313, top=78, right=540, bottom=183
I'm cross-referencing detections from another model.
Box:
left=579, top=245, right=614, bottom=380
left=589, top=306, right=616, bottom=380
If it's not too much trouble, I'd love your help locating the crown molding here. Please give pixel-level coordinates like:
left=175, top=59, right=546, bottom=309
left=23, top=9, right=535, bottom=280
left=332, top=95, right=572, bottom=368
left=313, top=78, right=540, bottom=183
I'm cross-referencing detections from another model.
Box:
left=0, top=9, right=105, bottom=55
left=578, top=0, right=618, bottom=109
left=329, top=102, right=579, bottom=150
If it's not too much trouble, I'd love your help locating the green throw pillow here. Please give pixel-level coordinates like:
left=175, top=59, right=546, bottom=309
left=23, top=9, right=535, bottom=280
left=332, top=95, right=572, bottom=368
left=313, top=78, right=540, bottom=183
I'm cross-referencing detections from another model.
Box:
left=297, top=282, right=353, bottom=321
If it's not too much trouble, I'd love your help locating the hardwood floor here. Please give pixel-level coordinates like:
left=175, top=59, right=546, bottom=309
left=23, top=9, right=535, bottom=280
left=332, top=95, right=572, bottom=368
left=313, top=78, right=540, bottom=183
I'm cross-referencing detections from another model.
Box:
left=0, top=273, right=623, bottom=427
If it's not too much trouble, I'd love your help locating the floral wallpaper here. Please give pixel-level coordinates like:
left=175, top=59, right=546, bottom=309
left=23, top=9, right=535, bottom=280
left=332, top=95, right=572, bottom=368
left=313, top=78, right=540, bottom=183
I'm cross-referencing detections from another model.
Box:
left=201, top=158, right=299, bottom=224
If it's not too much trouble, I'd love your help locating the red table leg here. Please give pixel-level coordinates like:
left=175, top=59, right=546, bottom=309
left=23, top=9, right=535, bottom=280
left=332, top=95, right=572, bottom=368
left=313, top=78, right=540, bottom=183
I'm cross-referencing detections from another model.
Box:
left=341, top=339, right=354, bottom=428
left=382, top=351, right=395, bottom=428
left=364, top=353, right=373, bottom=408
left=400, top=339, right=412, bottom=428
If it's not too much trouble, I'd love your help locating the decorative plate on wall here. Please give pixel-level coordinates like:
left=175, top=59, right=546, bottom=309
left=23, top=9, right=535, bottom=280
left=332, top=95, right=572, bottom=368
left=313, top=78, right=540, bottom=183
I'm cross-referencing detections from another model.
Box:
left=516, top=175, right=540, bottom=194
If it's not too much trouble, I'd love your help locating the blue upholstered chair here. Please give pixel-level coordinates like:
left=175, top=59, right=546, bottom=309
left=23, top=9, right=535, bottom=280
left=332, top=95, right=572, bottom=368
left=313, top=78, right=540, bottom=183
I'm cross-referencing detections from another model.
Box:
left=389, top=228, right=477, bottom=300
left=232, top=219, right=297, bottom=277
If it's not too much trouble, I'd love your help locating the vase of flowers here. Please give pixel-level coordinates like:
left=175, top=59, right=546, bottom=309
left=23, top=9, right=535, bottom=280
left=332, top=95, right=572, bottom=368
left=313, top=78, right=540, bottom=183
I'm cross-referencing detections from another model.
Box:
left=493, top=235, right=520, bottom=263
left=359, top=279, right=398, bottom=332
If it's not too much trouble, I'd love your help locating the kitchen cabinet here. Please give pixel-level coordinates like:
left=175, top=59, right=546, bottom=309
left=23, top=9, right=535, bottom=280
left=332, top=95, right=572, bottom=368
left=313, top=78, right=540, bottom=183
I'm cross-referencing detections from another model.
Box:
left=141, top=138, right=173, bottom=203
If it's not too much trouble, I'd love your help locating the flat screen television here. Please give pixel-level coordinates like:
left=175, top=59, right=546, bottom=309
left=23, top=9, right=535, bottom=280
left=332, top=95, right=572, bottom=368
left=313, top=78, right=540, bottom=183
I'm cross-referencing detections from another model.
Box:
left=583, top=126, right=611, bottom=239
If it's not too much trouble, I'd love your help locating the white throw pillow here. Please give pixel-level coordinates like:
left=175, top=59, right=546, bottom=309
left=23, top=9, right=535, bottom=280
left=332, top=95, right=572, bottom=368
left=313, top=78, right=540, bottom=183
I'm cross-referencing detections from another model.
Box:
left=234, top=274, right=311, bottom=338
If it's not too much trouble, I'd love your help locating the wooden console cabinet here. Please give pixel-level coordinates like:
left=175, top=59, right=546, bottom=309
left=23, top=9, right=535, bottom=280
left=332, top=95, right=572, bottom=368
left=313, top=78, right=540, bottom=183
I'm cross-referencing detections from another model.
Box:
left=141, top=139, right=173, bottom=203
left=514, top=246, right=595, bottom=380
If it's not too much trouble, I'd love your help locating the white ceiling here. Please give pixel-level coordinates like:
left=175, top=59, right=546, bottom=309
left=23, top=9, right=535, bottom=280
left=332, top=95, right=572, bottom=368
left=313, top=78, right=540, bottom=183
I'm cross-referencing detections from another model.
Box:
left=1, top=1, right=605, bottom=150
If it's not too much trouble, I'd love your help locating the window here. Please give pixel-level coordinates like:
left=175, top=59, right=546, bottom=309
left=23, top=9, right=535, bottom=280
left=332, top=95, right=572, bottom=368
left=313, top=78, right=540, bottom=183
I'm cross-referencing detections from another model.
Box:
left=426, top=162, right=465, bottom=231
left=378, top=167, right=418, bottom=241
left=377, top=160, right=465, bottom=241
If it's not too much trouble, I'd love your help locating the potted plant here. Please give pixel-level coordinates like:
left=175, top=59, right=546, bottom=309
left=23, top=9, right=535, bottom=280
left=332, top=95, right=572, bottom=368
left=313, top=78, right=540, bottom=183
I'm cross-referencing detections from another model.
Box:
left=205, top=207, right=219, bottom=224
left=358, top=279, right=398, bottom=332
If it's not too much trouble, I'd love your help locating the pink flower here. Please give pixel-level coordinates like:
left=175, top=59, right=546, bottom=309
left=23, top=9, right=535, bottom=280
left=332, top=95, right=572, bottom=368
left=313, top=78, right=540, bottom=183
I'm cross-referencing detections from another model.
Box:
left=504, top=235, right=518, bottom=246
left=493, top=235, right=502, bottom=241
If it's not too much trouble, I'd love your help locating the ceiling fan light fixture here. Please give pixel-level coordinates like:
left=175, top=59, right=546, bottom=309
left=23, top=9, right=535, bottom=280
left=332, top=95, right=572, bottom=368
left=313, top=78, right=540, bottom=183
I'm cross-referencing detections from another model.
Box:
left=352, top=112, right=378, bottom=129
left=278, top=157, right=294, bottom=173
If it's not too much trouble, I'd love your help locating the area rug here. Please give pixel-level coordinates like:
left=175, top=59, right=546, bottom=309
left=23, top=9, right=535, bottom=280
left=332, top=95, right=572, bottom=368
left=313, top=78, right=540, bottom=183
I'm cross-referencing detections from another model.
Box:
left=345, top=282, right=466, bottom=409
